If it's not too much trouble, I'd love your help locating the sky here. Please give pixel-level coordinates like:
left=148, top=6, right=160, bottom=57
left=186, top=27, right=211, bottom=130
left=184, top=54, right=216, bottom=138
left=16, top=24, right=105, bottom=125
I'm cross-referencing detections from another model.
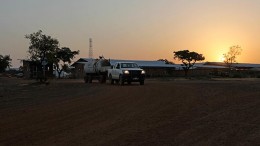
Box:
left=1, top=0, right=260, bottom=67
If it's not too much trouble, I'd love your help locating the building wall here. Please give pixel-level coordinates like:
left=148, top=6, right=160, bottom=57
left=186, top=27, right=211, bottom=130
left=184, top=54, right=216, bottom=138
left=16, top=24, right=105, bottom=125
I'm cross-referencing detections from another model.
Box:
left=171, top=68, right=230, bottom=77
left=23, top=60, right=54, bottom=79
left=71, top=63, right=85, bottom=79
left=142, top=67, right=175, bottom=77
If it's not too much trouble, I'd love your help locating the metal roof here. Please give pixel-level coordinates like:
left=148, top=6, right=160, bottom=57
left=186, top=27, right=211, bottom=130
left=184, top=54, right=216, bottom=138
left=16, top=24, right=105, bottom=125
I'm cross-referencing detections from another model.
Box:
left=109, top=59, right=177, bottom=68
left=73, top=58, right=260, bottom=69
left=232, top=63, right=260, bottom=68
left=73, top=58, right=177, bottom=68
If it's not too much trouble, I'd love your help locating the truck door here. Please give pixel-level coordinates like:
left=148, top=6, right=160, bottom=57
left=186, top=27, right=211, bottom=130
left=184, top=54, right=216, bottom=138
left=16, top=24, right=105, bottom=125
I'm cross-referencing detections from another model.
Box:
left=113, top=63, right=120, bottom=79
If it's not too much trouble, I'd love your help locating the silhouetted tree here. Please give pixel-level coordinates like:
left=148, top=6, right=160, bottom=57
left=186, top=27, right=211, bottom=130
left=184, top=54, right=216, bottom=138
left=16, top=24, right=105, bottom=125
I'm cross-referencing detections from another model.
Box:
left=0, top=55, right=12, bottom=73
left=54, top=47, right=79, bottom=78
left=223, top=45, right=242, bottom=70
left=25, top=30, right=59, bottom=62
left=25, top=30, right=59, bottom=81
left=173, top=50, right=205, bottom=77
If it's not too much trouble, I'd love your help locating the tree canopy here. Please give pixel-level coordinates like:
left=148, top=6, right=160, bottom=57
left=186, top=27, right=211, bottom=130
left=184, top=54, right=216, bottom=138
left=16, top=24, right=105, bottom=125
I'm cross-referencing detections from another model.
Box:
left=54, top=47, right=79, bottom=78
left=25, top=30, right=79, bottom=80
left=25, top=30, right=59, bottom=62
left=223, top=45, right=242, bottom=69
left=173, top=50, right=205, bottom=76
left=0, top=55, right=12, bottom=73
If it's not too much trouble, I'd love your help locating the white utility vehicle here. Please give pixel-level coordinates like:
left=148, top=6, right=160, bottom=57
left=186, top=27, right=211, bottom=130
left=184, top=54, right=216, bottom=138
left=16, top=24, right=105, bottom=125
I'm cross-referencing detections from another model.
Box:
left=83, top=57, right=111, bottom=83
left=107, top=62, right=145, bottom=85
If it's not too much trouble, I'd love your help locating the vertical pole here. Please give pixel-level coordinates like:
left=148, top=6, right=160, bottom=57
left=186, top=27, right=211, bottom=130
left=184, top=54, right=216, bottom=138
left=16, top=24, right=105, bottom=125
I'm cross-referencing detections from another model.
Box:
left=89, top=38, right=93, bottom=58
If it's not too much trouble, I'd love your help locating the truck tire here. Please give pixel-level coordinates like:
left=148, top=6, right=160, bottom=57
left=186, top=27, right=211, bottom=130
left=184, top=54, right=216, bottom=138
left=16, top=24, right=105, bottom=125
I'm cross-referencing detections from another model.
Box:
left=84, top=76, right=89, bottom=83
left=99, top=75, right=106, bottom=83
left=88, top=75, right=92, bottom=83
left=109, top=74, right=114, bottom=84
left=119, top=75, right=124, bottom=86
left=102, top=75, right=107, bottom=83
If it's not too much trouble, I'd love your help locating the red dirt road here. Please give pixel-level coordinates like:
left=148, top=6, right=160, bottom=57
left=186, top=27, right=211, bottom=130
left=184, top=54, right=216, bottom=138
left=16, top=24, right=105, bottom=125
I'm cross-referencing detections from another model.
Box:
left=0, top=77, right=260, bottom=145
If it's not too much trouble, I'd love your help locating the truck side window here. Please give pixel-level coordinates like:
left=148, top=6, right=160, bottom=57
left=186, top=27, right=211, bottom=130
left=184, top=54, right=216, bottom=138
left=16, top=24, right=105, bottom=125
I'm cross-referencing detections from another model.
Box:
left=122, top=63, right=127, bottom=68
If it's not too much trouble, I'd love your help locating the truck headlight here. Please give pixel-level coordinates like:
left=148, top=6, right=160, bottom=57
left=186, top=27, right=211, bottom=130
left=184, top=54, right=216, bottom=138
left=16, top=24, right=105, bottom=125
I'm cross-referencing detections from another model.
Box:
left=123, top=70, right=129, bottom=74
left=141, top=70, right=145, bottom=74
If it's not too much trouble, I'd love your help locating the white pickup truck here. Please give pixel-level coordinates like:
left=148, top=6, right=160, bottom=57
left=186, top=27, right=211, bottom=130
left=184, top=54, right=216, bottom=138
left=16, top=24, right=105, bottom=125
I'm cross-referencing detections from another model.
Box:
left=107, top=62, right=145, bottom=85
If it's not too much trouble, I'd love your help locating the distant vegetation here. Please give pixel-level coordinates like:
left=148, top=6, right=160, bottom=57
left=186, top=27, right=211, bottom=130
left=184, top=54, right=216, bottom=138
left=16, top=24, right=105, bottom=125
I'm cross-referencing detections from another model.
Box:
left=157, top=59, right=174, bottom=64
left=25, top=30, right=79, bottom=81
left=0, top=54, right=12, bottom=73
left=223, top=45, right=242, bottom=70
left=173, top=50, right=205, bottom=77
left=54, top=47, right=79, bottom=78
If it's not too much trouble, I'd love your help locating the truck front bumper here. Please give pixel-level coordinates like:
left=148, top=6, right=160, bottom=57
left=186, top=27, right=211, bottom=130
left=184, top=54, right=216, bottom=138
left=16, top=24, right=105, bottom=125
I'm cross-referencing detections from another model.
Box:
left=122, top=74, right=145, bottom=82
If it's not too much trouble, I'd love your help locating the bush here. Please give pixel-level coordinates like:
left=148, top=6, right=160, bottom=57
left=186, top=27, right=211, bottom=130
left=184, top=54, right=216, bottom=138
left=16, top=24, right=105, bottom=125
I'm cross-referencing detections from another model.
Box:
left=232, top=73, right=243, bottom=78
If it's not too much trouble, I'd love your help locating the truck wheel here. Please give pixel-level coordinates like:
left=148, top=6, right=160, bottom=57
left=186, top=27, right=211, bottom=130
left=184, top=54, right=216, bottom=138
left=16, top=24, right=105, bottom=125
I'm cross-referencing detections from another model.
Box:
left=109, top=74, right=114, bottom=84
left=88, top=76, right=92, bottom=83
left=84, top=75, right=89, bottom=83
left=119, top=75, right=124, bottom=86
left=84, top=76, right=89, bottom=83
left=102, top=75, right=107, bottom=83
left=140, top=80, right=144, bottom=85
left=99, top=75, right=106, bottom=83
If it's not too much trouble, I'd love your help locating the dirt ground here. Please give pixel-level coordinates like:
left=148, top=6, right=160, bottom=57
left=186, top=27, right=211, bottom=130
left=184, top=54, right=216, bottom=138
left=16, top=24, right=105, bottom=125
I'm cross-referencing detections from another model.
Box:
left=0, top=77, right=260, bottom=146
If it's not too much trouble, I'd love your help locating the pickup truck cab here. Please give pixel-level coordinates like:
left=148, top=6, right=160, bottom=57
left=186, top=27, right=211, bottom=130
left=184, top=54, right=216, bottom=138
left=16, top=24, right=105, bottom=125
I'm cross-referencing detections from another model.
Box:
left=107, top=62, right=145, bottom=85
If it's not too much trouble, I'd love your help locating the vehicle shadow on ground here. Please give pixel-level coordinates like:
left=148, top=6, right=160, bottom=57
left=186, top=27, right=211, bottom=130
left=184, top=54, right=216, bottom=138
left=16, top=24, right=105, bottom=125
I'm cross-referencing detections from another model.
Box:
left=83, top=81, right=144, bottom=86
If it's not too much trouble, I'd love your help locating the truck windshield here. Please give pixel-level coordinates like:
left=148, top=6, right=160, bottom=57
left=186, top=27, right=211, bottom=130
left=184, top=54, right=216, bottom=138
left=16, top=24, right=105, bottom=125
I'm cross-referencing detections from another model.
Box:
left=121, top=63, right=139, bottom=68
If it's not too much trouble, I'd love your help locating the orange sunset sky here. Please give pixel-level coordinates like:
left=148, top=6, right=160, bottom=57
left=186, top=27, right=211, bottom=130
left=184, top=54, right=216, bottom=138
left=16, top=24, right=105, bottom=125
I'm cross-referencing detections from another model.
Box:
left=1, top=0, right=260, bottom=67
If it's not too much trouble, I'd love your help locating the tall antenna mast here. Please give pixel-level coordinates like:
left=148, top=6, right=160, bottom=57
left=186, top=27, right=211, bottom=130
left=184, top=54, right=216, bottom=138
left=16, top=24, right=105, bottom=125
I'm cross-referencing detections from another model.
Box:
left=89, top=38, right=93, bottom=58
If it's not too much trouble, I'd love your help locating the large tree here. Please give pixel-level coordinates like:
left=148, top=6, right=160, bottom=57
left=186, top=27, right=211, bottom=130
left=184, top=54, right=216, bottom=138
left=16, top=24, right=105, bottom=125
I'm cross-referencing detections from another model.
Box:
left=173, top=50, right=205, bottom=76
left=54, top=47, right=79, bottom=78
left=0, top=55, right=12, bottom=73
left=223, top=45, right=242, bottom=69
left=25, top=30, right=59, bottom=62
left=25, top=30, right=59, bottom=81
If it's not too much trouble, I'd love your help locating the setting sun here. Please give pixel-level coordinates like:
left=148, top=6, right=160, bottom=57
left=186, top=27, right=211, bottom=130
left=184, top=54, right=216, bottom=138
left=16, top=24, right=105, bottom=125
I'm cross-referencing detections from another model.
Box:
left=220, top=56, right=225, bottom=62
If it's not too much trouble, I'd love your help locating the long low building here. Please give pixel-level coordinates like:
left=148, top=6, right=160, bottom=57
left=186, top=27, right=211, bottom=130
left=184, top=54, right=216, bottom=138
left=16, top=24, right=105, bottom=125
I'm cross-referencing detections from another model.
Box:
left=71, top=58, right=177, bottom=78
left=71, top=58, right=260, bottom=78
